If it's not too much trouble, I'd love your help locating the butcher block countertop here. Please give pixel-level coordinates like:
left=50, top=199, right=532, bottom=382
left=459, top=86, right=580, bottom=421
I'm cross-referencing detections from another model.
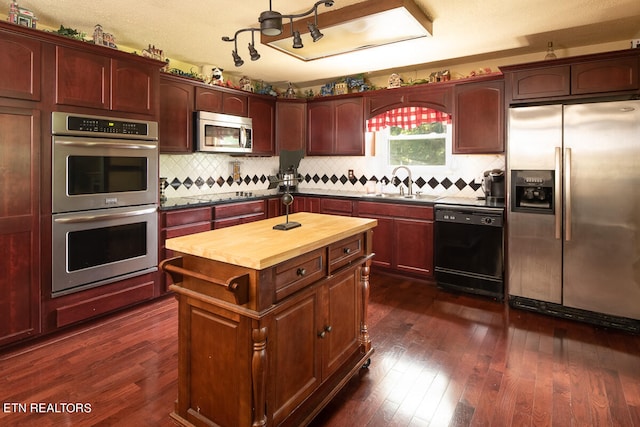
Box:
left=165, top=212, right=377, bottom=270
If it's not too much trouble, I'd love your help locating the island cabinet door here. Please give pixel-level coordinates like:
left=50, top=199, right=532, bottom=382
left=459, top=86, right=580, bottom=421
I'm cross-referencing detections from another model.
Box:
left=321, top=267, right=361, bottom=378
left=268, top=287, right=322, bottom=426
left=174, top=299, right=254, bottom=427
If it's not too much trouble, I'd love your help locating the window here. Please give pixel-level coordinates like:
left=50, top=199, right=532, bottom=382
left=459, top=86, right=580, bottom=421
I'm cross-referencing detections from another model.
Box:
left=388, top=123, right=447, bottom=166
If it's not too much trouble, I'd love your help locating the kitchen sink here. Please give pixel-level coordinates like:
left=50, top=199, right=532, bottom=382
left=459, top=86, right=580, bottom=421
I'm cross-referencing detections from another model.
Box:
left=370, top=193, right=440, bottom=202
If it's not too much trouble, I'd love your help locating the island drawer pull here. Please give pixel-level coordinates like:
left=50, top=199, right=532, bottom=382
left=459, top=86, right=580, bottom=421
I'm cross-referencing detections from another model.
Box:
left=297, top=268, right=307, bottom=276
left=160, top=256, right=250, bottom=305
left=343, top=247, right=352, bottom=254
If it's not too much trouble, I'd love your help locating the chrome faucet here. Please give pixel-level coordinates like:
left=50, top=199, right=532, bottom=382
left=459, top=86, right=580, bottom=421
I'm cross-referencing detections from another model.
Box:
left=391, top=165, right=413, bottom=196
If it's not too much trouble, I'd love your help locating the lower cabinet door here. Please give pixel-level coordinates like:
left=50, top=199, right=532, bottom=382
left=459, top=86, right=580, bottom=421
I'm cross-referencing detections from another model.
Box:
left=394, top=218, right=434, bottom=276
left=269, top=289, right=322, bottom=425
left=322, top=268, right=361, bottom=378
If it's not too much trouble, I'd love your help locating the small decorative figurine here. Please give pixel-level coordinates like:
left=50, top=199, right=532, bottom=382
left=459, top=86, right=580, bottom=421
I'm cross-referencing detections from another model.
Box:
left=239, top=76, right=253, bottom=92
left=320, top=82, right=334, bottom=96
left=209, top=67, right=224, bottom=85
left=284, top=83, right=296, bottom=98
left=8, top=1, right=37, bottom=28
left=142, top=44, right=164, bottom=61
left=93, top=24, right=117, bottom=48
left=334, top=81, right=348, bottom=95
left=387, top=73, right=403, bottom=88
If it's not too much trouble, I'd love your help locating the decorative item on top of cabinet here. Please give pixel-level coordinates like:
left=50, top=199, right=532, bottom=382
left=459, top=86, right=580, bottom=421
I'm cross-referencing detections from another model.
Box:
left=307, top=96, right=364, bottom=156
left=453, top=77, right=504, bottom=154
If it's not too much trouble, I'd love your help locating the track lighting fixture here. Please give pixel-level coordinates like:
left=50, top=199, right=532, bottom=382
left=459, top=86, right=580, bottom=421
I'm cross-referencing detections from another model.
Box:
left=222, top=0, right=334, bottom=66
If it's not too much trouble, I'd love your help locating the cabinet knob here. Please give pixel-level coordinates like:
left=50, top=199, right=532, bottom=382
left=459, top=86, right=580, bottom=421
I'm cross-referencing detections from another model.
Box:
left=343, top=247, right=352, bottom=254
left=318, top=330, right=326, bottom=338
left=325, top=325, right=332, bottom=333
left=297, top=268, right=306, bottom=276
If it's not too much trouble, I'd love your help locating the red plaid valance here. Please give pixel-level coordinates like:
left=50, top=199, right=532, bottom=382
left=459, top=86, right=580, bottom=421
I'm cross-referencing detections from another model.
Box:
left=366, top=107, right=451, bottom=132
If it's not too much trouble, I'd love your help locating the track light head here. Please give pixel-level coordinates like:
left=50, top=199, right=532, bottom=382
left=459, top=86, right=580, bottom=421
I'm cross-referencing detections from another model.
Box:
left=292, top=30, right=303, bottom=49
left=232, top=50, right=244, bottom=67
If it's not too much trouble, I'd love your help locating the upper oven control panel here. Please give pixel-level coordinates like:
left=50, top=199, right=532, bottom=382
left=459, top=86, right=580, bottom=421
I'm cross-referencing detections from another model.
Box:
left=52, top=112, right=158, bottom=140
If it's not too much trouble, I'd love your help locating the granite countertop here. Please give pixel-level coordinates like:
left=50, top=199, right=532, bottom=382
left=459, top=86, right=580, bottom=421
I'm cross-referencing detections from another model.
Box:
left=160, top=188, right=505, bottom=210
left=165, top=212, right=377, bottom=269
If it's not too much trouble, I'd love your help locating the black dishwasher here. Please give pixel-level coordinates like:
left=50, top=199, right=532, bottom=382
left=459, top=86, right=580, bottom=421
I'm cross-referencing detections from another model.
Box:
left=434, top=204, right=504, bottom=300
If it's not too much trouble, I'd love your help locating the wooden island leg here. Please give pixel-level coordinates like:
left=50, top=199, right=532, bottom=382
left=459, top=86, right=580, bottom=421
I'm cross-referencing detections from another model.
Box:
left=251, top=327, right=268, bottom=427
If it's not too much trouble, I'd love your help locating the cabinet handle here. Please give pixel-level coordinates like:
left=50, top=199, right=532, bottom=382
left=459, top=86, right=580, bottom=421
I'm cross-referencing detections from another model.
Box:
left=343, top=247, right=352, bottom=254
left=318, top=326, right=332, bottom=338
left=296, top=268, right=306, bottom=276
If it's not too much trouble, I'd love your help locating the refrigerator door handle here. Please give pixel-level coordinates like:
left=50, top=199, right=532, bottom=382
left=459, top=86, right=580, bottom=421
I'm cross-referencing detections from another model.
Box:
left=555, top=147, right=562, bottom=239
left=564, top=147, right=572, bottom=241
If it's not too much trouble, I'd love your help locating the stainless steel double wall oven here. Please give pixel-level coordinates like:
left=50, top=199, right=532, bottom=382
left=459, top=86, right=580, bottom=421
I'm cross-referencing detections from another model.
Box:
left=51, top=112, right=159, bottom=296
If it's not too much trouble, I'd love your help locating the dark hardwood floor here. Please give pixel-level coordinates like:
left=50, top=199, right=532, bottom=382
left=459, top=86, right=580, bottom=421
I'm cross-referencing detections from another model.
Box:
left=1, top=272, right=639, bottom=426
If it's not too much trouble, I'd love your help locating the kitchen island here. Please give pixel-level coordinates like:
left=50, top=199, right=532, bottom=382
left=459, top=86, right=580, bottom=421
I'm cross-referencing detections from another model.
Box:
left=161, top=212, right=377, bottom=427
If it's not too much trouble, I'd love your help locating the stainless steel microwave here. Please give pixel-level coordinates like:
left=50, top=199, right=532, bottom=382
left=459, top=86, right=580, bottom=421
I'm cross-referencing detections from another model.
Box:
left=196, top=111, right=252, bottom=153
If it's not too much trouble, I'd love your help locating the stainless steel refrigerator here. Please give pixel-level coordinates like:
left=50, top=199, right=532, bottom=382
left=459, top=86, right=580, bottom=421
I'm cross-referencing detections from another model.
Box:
left=507, top=100, right=640, bottom=325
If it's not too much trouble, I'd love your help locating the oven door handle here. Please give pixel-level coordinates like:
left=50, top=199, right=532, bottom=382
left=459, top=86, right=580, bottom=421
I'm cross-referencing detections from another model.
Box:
left=54, top=206, right=157, bottom=224
left=54, top=140, right=157, bottom=150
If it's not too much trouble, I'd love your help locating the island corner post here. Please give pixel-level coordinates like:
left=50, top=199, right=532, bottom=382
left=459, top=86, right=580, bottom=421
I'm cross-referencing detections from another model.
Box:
left=160, top=212, right=377, bottom=426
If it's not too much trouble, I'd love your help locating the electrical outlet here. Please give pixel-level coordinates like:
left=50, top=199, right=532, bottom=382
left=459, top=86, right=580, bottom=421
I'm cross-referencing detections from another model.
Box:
left=632, top=39, right=640, bottom=49
left=347, top=169, right=355, bottom=180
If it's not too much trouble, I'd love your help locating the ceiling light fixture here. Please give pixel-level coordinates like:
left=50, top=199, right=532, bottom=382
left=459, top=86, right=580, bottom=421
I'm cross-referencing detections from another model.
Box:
left=263, top=0, right=432, bottom=62
left=222, top=0, right=334, bottom=66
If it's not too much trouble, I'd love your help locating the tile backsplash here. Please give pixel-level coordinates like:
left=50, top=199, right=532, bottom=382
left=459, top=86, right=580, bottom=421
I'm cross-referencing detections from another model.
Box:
left=159, top=152, right=505, bottom=199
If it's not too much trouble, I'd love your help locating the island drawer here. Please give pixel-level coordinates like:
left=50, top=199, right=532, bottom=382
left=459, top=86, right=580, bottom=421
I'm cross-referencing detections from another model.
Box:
left=274, top=248, right=325, bottom=301
left=328, top=233, right=364, bottom=273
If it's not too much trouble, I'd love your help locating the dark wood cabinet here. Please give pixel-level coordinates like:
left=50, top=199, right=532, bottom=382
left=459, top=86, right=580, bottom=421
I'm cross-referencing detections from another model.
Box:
left=319, top=198, right=353, bottom=216
left=357, top=201, right=434, bottom=277
left=195, top=86, right=248, bottom=116
left=364, top=84, right=452, bottom=119
left=307, top=97, right=364, bottom=156
left=163, top=220, right=373, bottom=427
left=0, top=105, right=41, bottom=346
left=159, top=206, right=213, bottom=291
left=248, top=95, right=276, bottom=155
left=0, top=31, right=41, bottom=101
left=54, top=45, right=158, bottom=116
left=502, top=49, right=640, bottom=103
left=507, top=66, right=571, bottom=100
left=213, top=200, right=266, bottom=229
left=276, top=99, right=307, bottom=153
left=111, top=58, right=157, bottom=115
left=159, top=74, right=193, bottom=153
left=571, top=56, right=638, bottom=94
left=55, top=46, right=110, bottom=110
left=292, top=196, right=321, bottom=214
left=453, top=78, right=504, bottom=153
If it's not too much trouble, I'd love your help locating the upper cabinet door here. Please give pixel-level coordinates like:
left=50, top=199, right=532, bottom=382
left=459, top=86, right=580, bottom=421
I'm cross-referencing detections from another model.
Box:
left=453, top=79, right=504, bottom=154
left=195, top=87, right=248, bottom=116
left=276, top=99, right=307, bottom=153
left=334, top=97, right=364, bottom=155
left=159, top=76, right=194, bottom=153
left=111, top=59, right=157, bottom=116
left=248, top=95, right=275, bottom=155
left=0, top=32, right=41, bottom=101
left=55, top=46, right=110, bottom=110
left=307, top=101, right=334, bottom=155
